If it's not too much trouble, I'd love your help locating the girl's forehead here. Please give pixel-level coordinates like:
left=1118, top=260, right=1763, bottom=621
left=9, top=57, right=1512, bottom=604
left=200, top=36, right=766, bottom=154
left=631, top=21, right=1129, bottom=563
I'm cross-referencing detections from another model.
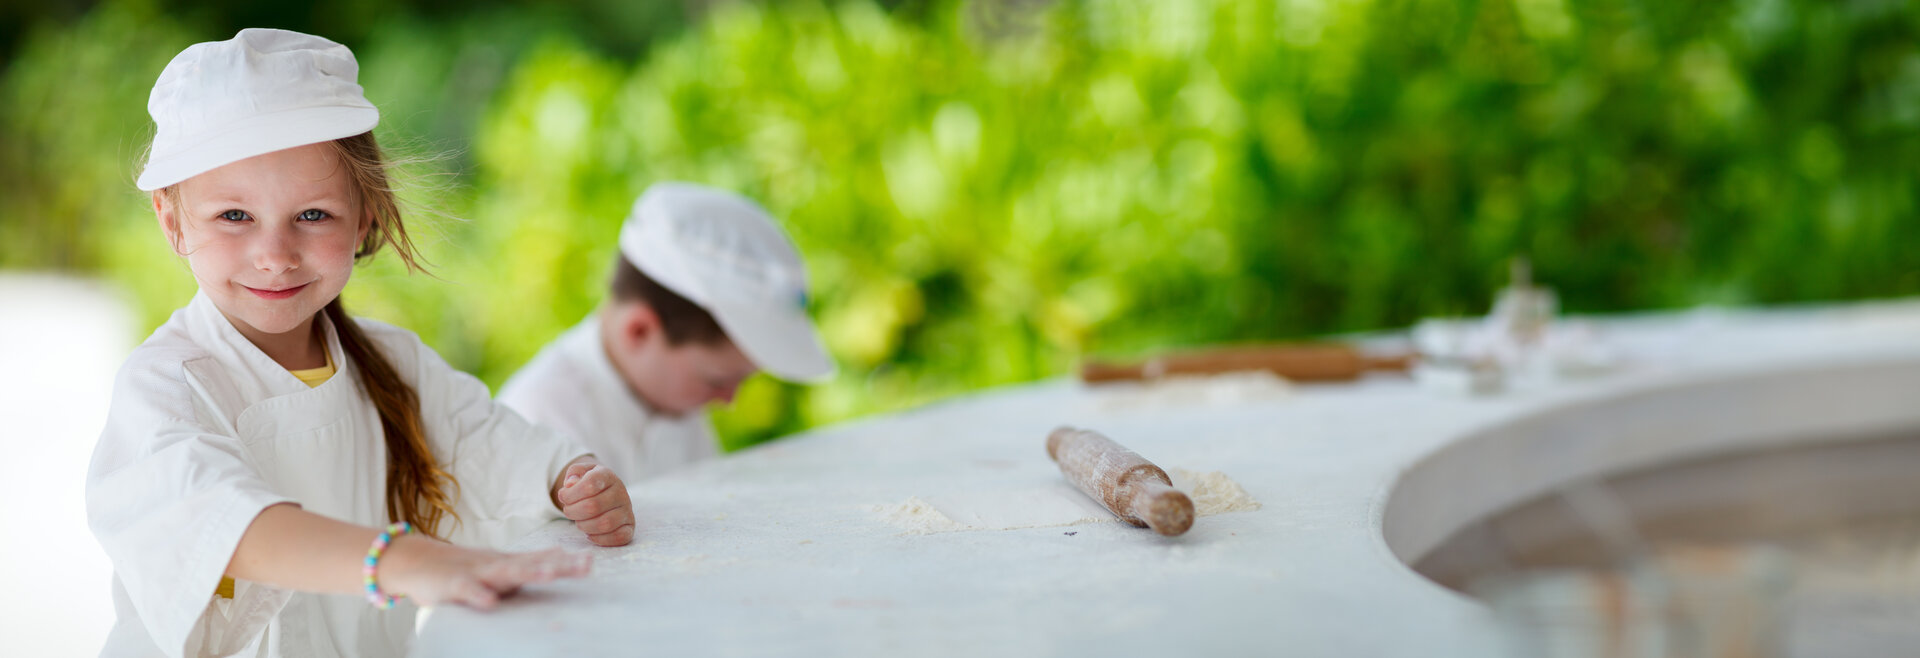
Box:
left=179, top=143, right=353, bottom=203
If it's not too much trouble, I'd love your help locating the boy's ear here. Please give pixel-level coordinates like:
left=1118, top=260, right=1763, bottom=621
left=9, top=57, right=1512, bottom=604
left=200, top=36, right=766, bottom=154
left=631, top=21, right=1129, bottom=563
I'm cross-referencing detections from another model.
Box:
left=613, top=302, right=663, bottom=350
left=151, top=190, right=184, bottom=256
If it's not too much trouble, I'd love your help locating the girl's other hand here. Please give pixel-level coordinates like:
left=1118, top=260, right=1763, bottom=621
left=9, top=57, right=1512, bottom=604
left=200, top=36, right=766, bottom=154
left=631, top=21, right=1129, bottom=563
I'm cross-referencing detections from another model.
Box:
left=556, top=461, right=637, bottom=546
left=380, top=538, right=591, bottom=610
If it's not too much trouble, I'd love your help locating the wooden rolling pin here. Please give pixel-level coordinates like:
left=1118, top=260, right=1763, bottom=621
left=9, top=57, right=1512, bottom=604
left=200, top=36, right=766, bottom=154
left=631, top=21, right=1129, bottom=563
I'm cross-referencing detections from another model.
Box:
left=1080, top=342, right=1412, bottom=383
left=1046, top=426, right=1194, bottom=536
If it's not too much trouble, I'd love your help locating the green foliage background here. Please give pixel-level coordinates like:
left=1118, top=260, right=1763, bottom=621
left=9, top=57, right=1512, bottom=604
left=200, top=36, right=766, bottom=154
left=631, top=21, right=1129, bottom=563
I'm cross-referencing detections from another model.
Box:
left=4, top=0, right=1918, bottom=450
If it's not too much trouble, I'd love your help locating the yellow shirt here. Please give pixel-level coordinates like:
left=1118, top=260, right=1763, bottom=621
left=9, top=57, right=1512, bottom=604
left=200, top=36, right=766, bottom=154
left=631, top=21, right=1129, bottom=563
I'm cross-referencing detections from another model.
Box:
left=288, top=347, right=337, bottom=389
left=218, top=347, right=335, bottom=599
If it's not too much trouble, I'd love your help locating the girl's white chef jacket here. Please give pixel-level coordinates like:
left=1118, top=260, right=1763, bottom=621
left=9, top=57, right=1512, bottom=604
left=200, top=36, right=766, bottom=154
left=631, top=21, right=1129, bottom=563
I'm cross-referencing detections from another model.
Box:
left=86, top=292, right=591, bottom=657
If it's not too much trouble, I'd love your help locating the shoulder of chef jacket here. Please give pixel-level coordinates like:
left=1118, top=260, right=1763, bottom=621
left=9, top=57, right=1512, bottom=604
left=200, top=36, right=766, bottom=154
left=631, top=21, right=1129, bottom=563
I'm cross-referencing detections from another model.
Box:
left=85, top=292, right=590, bottom=657
left=498, top=317, right=720, bottom=483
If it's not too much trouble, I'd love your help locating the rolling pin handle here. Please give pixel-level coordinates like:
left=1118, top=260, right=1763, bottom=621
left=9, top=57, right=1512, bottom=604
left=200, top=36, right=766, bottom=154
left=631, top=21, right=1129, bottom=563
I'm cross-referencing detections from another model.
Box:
left=1129, top=480, right=1195, bottom=536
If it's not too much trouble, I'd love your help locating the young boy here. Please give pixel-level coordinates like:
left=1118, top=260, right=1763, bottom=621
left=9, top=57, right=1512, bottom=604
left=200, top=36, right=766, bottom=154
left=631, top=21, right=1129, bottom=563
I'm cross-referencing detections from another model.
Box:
left=499, top=182, right=835, bottom=480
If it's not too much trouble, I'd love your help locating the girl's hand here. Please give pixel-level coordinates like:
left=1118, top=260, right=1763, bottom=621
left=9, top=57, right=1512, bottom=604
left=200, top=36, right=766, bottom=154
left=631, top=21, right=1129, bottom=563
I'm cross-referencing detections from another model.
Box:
left=555, top=461, right=636, bottom=546
left=379, top=537, right=591, bottom=610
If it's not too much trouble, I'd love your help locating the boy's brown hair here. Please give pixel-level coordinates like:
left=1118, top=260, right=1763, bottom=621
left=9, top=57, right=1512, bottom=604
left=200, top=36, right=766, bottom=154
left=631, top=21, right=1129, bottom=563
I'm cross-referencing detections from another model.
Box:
left=609, top=254, right=729, bottom=346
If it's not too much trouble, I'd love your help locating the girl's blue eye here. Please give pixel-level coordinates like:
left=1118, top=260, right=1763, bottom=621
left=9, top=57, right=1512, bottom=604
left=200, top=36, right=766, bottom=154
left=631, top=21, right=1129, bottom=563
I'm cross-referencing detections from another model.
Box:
left=218, top=209, right=250, bottom=222
left=297, top=209, right=329, bottom=222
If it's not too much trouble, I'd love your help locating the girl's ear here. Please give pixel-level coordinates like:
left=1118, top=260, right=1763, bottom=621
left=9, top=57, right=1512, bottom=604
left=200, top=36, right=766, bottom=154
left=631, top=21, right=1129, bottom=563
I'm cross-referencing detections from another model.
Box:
left=152, top=190, right=185, bottom=256
left=355, top=207, right=374, bottom=246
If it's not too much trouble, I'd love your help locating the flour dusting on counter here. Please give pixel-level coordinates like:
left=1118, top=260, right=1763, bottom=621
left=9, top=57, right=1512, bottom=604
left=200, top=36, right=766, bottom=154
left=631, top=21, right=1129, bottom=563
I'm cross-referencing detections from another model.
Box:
left=615, top=544, right=741, bottom=570
left=865, top=471, right=1255, bottom=534
left=1169, top=468, right=1262, bottom=515
left=867, top=489, right=1117, bottom=534
left=865, top=496, right=970, bottom=534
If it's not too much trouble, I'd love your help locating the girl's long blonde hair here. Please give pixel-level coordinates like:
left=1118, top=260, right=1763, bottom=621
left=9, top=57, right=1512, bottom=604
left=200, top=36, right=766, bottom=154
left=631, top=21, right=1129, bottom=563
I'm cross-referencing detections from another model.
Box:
left=325, top=132, right=460, bottom=539
left=158, top=131, right=461, bottom=538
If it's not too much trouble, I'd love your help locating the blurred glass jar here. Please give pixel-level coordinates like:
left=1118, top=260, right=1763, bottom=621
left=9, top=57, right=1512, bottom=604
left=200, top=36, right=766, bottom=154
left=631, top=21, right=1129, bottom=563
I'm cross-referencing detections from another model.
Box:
left=1472, top=544, right=1794, bottom=658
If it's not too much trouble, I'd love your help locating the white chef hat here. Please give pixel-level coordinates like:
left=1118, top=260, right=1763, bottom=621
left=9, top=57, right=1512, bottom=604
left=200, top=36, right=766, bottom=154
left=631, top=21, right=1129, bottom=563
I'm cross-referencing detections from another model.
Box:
left=137, top=28, right=378, bottom=191
left=619, top=182, right=836, bottom=382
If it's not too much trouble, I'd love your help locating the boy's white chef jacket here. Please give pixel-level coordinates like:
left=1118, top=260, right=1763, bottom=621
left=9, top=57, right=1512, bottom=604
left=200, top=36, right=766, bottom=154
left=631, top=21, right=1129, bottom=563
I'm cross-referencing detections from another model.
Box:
left=498, top=318, right=719, bottom=483
left=86, top=292, right=590, bottom=657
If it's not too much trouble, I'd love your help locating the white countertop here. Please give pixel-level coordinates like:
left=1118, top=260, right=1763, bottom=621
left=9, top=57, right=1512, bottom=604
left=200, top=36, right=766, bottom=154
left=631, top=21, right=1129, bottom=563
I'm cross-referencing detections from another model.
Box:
left=413, top=300, right=1920, bottom=657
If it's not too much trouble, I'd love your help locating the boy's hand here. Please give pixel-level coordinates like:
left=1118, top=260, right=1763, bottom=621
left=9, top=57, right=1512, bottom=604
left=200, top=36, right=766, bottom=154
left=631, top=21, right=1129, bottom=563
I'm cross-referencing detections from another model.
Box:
left=554, top=459, right=636, bottom=546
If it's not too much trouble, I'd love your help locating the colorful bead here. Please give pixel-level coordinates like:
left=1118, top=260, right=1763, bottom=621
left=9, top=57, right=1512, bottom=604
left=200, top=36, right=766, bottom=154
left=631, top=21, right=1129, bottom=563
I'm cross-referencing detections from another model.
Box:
left=364, top=522, right=412, bottom=609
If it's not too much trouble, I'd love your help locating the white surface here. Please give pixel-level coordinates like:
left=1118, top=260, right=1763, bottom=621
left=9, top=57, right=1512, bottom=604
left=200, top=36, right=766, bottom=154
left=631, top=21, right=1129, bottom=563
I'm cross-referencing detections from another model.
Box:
left=414, top=299, right=1920, bottom=657
left=0, top=274, right=128, bottom=656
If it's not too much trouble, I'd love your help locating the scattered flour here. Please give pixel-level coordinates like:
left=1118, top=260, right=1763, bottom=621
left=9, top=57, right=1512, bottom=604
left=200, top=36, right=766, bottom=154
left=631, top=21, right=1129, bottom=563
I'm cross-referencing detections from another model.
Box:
left=615, top=544, right=741, bottom=570
left=867, top=470, right=1259, bottom=534
left=1168, top=468, right=1262, bottom=516
left=864, top=496, right=970, bottom=534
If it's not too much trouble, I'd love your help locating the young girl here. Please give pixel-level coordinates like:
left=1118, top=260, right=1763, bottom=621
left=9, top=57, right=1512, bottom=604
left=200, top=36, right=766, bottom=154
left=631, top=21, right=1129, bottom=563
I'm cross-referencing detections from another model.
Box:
left=86, top=29, right=636, bottom=657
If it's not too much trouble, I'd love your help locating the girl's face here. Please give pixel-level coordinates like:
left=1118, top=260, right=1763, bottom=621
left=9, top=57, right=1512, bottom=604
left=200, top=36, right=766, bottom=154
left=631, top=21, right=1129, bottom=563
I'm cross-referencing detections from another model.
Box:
left=155, top=143, right=369, bottom=348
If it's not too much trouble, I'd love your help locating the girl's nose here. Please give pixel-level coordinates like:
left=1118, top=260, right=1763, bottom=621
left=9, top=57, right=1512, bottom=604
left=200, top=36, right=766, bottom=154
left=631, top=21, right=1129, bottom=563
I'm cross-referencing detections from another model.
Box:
left=254, top=231, right=301, bottom=273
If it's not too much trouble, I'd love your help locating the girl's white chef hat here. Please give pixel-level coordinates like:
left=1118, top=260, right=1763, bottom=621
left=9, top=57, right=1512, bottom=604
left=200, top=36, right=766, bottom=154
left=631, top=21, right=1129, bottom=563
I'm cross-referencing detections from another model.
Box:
left=138, top=28, right=378, bottom=191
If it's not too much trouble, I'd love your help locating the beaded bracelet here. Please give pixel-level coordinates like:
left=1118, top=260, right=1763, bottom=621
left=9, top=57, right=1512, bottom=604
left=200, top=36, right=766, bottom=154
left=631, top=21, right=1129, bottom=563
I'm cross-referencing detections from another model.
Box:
left=363, top=522, right=412, bottom=609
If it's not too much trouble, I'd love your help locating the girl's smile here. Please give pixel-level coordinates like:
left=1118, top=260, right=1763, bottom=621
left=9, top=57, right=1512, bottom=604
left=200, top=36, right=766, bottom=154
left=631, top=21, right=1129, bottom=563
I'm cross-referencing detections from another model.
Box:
left=246, top=282, right=311, bottom=299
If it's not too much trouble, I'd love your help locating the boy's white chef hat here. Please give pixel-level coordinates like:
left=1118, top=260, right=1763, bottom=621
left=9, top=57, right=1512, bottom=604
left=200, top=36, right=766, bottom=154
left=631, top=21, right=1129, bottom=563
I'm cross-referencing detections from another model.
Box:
left=137, top=28, right=378, bottom=191
left=619, top=183, right=837, bottom=383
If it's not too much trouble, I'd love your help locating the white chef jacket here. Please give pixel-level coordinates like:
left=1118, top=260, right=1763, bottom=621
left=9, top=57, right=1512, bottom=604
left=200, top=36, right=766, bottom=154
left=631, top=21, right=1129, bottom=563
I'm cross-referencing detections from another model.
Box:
left=86, top=292, right=590, bottom=658
left=498, top=317, right=718, bottom=482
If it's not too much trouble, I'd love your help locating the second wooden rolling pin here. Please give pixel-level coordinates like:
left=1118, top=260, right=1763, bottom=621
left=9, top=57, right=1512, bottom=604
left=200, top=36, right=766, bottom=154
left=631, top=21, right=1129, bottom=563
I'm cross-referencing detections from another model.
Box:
left=1047, top=426, right=1194, bottom=536
left=1080, top=343, right=1412, bottom=383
